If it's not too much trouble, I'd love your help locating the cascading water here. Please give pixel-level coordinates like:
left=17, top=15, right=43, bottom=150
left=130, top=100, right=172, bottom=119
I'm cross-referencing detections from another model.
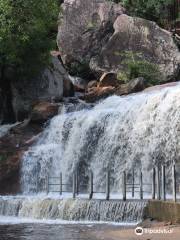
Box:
left=0, top=196, right=147, bottom=223
left=21, top=84, right=180, bottom=194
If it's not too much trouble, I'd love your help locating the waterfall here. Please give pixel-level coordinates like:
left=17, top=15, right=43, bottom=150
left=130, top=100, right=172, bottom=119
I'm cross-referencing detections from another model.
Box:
left=0, top=197, right=147, bottom=223
left=21, top=84, right=180, bottom=194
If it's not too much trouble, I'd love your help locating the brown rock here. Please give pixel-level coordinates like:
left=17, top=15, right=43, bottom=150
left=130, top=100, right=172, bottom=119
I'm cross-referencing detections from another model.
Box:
left=83, top=86, right=115, bottom=102
left=87, top=80, right=98, bottom=89
left=115, top=77, right=145, bottom=96
left=30, top=102, right=59, bottom=123
left=0, top=121, right=43, bottom=194
left=99, top=72, right=118, bottom=87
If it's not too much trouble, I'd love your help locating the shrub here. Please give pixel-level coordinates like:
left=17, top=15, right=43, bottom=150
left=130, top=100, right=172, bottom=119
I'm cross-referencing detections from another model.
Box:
left=117, top=51, right=161, bottom=85
left=108, top=0, right=175, bottom=27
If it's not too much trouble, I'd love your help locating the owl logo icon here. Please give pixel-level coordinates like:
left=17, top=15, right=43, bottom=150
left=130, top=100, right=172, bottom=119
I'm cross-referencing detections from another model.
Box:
left=135, top=227, right=144, bottom=236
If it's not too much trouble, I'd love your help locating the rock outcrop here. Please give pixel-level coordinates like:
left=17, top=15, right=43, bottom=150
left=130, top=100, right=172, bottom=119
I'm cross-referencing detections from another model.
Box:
left=83, top=77, right=146, bottom=102
left=57, top=0, right=125, bottom=77
left=0, top=53, right=74, bottom=124
left=11, top=55, right=73, bottom=122
left=0, top=120, right=43, bottom=194
left=58, top=0, right=180, bottom=82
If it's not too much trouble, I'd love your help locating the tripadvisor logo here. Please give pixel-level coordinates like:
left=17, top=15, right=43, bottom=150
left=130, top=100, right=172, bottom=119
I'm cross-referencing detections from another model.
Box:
left=135, top=227, right=144, bottom=236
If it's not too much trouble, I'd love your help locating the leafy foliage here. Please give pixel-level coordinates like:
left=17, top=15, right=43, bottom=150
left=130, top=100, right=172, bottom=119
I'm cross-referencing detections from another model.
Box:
left=117, top=51, right=161, bottom=85
left=0, top=0, right=59, bottom=77
left=108, top=0, right=175, bottom=26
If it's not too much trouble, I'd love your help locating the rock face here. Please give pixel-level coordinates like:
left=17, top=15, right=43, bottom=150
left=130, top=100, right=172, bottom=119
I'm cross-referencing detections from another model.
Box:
left=57, top=0, right=125, bottom=75
left=58, top=0, right=180, bottom=82
left=11, top=55, right=73, bottom=121
left=0, top=121, right=43, bottom=194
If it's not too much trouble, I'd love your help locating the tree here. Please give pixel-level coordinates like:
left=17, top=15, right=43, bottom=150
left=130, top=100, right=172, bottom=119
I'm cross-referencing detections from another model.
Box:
left=0, top=0, right=59, bottom=75
left=0, top=0, right=59, bottom=122
left=109, top=0, right=175, bottom=26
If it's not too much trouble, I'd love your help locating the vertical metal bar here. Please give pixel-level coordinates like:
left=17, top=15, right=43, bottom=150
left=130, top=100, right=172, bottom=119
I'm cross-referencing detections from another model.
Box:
left=157, top=166, right=161, bottom=200
left=132, top=169, right=135, bottom=198
left=152, top=168, right=156, bottom=200
left=122, top=171, right=126, bottom=201
left=106, top=171, right=110, bottom=200
left=89, top=171, right=93, bottom=200
left=60, top=172, right=62, bottom=195
left=76, top=169, right=79, bottom=195
left=46, top=174, right=49, bottom=195
left=73, top=172, right=76, bottom=199
left=162, top=165, right=166, bottom=201
left=172, top=164, right=177, bottom=202
left=139, top=171, right=143, bottom=200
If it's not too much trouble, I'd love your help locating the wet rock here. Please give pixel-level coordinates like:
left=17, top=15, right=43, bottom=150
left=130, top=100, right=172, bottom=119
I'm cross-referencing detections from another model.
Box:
left=0, top=121, right=43, bottom=194
left=30, top=102, right=60, bottom=123
left=99, top=72, right=118, bottom=87
left=83, top=77, right=145, bottom=102
left=87, top=80, right=98, bottom=89
left=68, top=75, right=87, bottom=90
left=82, top=86, right=115, bottom=103
left=115, top=77, right=145, bottom=96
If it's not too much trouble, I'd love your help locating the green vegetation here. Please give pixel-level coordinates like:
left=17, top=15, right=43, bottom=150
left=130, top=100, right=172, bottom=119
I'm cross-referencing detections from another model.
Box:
left=0, top=153, right=9, bottom=163
left=69, top=60, right=93, bottom=79
left=109, top=0, right=175, bottom=27
left=117, top=51, right=161, bottom=85
left=0, top=0, right=59, bottom=77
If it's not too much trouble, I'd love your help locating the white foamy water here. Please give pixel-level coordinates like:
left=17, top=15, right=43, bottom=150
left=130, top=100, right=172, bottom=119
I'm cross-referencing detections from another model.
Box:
left=21, top=84, right=180, bottom=194
left=0, top=122, right=20, bottom=138
left=0, top=196, right=147, bottom=223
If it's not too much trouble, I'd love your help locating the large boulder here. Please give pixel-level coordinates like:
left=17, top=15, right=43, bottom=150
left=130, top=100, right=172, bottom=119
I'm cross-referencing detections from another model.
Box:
left=57, top=0, right=125, bottom=76
left=58, top=0, right=180, bottom=82
left=91, top=14, right=180, bottom=82
left=11, top=55, right=73, bottom=121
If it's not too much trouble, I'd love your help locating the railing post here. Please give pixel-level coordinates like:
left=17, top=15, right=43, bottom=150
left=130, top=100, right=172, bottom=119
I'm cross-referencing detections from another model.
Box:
left=157, top=166, right=161, bottom=200
left=106, top=171, right=110, bottom=200
left=59, top=172, right=62, bottom=195
left=172, top=164, right=177, bottom=202
left=76, top=169, right=79, bottom=195
left=89, top=171, right=93, bottom=200
left=132, top=169, right=135, bottom=198
left=122, top=171, right=126, bottom=201
left=46, top=174, right=49, bottom=195
left=162, top=165, right=166, bottom=201
left=139, top=171, right=143, bottom=200
left=152, top=168, right=156, bottom=199
left=73, top=172, right=76, bottom=199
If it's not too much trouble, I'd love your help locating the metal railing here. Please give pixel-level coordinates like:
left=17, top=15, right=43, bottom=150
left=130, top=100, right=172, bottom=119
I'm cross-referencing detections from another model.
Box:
left=44, top=164, right=180, bottom=202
